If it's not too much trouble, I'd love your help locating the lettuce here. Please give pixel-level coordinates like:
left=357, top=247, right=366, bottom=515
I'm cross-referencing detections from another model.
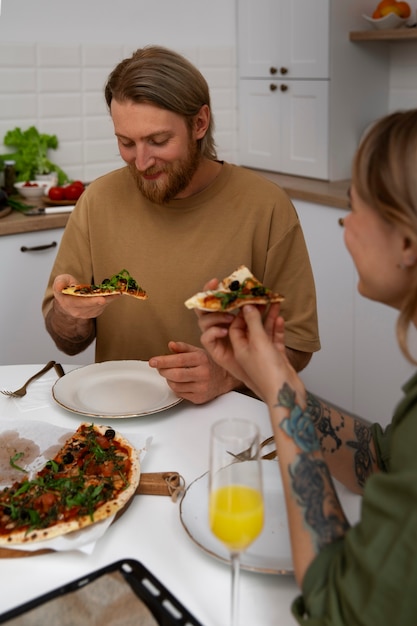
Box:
left=0, top=126, right=68, bottom=185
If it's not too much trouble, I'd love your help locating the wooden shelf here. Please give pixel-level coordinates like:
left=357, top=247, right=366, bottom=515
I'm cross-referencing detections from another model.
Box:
left=350, top=27, right=417, bottom=42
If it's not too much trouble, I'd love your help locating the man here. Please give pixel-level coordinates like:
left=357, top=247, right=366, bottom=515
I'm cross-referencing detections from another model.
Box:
left=42, top=45, right=320, bottom=404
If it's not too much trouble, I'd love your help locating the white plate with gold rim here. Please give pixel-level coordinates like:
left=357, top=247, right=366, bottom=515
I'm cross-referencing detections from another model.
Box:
left=180, top=460, right=293, bottom=575
left=52, top=360, right=182, bottom=418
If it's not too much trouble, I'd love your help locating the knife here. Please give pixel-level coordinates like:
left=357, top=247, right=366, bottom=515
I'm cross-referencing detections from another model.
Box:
left=24, top=206, right=76, bottom=216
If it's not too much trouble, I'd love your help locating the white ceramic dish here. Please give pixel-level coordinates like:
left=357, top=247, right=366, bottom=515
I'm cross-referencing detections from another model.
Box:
left=180, top=460, right=293, bottom=575
left=362, top=12, right=409, bottom=30
left=52, top=360, right=182, bottom=418
left=14, top=181, right=51, bottom=199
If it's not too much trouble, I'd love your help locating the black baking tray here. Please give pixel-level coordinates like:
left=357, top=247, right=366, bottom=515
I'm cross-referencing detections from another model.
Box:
left=0, top=559, right=203, bottom=625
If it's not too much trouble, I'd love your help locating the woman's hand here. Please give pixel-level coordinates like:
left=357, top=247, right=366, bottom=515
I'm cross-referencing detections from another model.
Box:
left=228, top=305, right=306, bottom=405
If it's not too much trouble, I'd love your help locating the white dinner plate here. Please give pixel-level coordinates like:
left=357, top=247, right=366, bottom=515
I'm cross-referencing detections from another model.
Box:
left=52, top=360, right=182, bottom=418
left=180, top=460, right=293, bottom=575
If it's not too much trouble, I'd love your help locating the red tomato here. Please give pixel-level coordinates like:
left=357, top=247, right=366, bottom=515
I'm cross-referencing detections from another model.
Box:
left=48, top=186, right=66, bottom=201
left=64, top=184, right=84, bottom=201
left=71, top=180, right=85, bottom=190
left=23, top=181, right=38, bottom=187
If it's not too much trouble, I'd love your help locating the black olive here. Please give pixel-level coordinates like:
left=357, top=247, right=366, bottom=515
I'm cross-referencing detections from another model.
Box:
left=250, top=286, right=267, bottom=296
left=62, top=452, right=74, bottom=464
left=3, top=506, right=11, bottom=516
left=229, top=280, right=241, bottom=291
left=102, top=278, right=110, bottom=285
left=105, top=428, right=116, bottom=440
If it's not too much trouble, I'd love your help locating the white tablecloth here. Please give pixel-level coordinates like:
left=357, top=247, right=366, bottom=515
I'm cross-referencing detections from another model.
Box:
left=0, top=364, right=360, bottom=625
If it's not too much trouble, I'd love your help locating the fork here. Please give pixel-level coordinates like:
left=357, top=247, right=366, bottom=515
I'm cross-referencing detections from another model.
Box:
left=228, top=435, right=277, bottom=461
left=0, top=360, right=58, bottom=397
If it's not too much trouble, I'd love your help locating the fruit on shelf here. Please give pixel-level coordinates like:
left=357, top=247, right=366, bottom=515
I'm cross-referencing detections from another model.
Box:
left=372, top=0, right=411, bottom=19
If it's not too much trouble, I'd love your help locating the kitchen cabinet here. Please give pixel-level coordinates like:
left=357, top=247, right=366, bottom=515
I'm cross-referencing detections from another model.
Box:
left=295, top=200, right=415, bottom=425
left=238, top=0, right=329, bottom=79
left=0, top=229, right=95, bottom=365
left=239, top=78, right=329, bottom=178
left=238, top=0, right=391, bottom=180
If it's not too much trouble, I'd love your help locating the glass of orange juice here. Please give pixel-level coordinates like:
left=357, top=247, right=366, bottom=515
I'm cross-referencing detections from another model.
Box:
left=209, top=418, right=264, bottom=626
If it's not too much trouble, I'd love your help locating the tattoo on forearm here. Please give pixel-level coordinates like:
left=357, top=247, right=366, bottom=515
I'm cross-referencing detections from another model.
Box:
left=347, top=420, right=375, bottom=488
left=306, top=392, right=344, bottom=453
left=276, top=384, right=319, bottom=452
left=277, top=384, right=349, bottom=549
left=290, top=454, right=350, bottom=549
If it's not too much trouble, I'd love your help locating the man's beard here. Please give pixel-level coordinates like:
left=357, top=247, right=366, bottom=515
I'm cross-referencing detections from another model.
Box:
left=129, top=138, right=201, bottom=204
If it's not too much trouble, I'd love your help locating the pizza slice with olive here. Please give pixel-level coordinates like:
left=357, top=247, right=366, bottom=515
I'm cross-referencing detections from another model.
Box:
left=0, top=423, right=140, bottom=545
left=61, top=269, right=148, bottom=300
left=185, top=265, right=285, bottom=312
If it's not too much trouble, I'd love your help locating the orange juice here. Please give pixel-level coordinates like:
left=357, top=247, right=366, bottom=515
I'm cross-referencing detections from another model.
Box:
left=209, top=484, right=264, bottom=552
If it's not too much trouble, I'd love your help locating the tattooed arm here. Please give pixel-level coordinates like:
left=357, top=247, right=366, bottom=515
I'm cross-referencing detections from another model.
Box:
left=200, top=304, right=374, bottom=586
left=305, top=392, right=379, bottom=494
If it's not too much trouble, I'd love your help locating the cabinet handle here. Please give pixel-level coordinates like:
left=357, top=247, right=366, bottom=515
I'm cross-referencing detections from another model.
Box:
left=269, top=66, right=278, bottom=75
left=280, top=67, right=288, bottom=75
left=270, top=83, right=278, bottom=91
left=20, top=241, right=57, bottom=252
left=280, top=84, right=288, bottom=92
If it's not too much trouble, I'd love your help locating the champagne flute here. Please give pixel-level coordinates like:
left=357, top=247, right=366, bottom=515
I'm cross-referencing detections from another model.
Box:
left=209, top=418, right=264, bottom=626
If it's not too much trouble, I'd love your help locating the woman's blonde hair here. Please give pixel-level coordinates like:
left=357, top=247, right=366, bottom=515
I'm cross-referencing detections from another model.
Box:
left=104, top=45, right=217, bottom=160
left=352, top=110, right=417, bottom=364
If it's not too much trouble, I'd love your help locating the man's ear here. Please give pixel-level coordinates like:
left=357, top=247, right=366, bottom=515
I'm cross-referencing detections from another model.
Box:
left=193, top=105, right=210, bottom=140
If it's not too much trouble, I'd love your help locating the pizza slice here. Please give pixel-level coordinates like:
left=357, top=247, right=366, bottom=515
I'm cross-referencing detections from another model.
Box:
left=0, top=423, right=140, bottom=545
left=61, top=269, right=148, bottom=300
left=185, top=265, right=285, bottom=312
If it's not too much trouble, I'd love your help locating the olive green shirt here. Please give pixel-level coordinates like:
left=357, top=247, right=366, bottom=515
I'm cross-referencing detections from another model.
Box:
left=292, top=371, right=417, bottom=625
left=43, top=163, right=320, bottom=361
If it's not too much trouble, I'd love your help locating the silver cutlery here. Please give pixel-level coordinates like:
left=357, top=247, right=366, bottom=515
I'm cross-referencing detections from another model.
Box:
left=0, top=360, right=62, bottom=397
left=228, top=435, right=277, bottom=461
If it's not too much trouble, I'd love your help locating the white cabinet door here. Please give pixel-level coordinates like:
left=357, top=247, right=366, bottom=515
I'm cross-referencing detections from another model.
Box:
left=294, top=201, right=355, bottom=410
left=238, top=0, right=329, bottom=79
left=279, top=80, right=329, bottom=179
left=0, top=229, right=95, bottom=365
left=238, top=79, right=281, bottom=171
left=353, top=291, right=415, bottom=425
left=239, top=79, right=329, bottom=178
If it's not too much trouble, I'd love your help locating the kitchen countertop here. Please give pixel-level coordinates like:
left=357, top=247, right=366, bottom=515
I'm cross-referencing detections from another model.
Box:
left=0, top=172, right=350, bottom=237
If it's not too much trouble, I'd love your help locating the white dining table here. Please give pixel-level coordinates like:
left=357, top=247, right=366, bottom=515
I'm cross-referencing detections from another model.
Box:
left=0, top=364, right=361, bottom=626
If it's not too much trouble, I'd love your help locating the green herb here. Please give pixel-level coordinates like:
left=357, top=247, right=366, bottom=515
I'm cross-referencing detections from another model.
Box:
left=97, top=269, right=139, bottom=292
left=9, top=452, right=28, bottom=473
left=0, top=126, right=68, bottom=184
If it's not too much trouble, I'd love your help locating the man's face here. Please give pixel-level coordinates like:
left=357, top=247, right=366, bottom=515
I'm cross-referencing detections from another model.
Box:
left=111, top=100, right=201, bottom=203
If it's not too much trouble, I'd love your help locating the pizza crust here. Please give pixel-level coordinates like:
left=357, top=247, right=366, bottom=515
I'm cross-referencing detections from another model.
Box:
left=0, top=424, right=140, bottom=545
left=62, top=285, right=148, bottom=300
left=185, top=265, right=285, bottom=312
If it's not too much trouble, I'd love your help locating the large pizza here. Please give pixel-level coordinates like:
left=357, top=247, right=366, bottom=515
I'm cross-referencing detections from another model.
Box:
left=0, top=423, right=140, bottom=545
left=185, top=265, right=285, bottom=312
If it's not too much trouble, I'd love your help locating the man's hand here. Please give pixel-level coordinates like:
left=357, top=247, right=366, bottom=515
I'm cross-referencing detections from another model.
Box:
left=149, top=341, right=240, bottom=404
left=45, top=273, right=119, bottom=355
left=53, top=274, right=119, bottom=320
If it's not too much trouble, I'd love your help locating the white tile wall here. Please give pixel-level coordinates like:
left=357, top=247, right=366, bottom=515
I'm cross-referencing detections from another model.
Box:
left=388, top=42, right=417, bottom=111
left=0, top=42, right=238, bottom=183
left=1, top=39, right=416, bottom=184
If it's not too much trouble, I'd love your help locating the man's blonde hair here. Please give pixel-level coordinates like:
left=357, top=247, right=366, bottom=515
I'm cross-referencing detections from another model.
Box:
left=104, top=45, right=217, bottom=160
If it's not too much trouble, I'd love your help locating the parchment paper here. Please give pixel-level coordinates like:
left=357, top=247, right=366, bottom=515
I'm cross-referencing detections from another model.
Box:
left=0, top=420, right=151, bottom=553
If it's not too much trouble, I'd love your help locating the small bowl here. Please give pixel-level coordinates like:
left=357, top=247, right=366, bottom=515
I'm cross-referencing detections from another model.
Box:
left=362, top=12, right=409, bottom=30
left=14, top=180, right=51, bottom=199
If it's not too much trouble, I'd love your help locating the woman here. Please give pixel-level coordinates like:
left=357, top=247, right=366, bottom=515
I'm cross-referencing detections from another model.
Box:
left=197, top=110, right=417, bottom=625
